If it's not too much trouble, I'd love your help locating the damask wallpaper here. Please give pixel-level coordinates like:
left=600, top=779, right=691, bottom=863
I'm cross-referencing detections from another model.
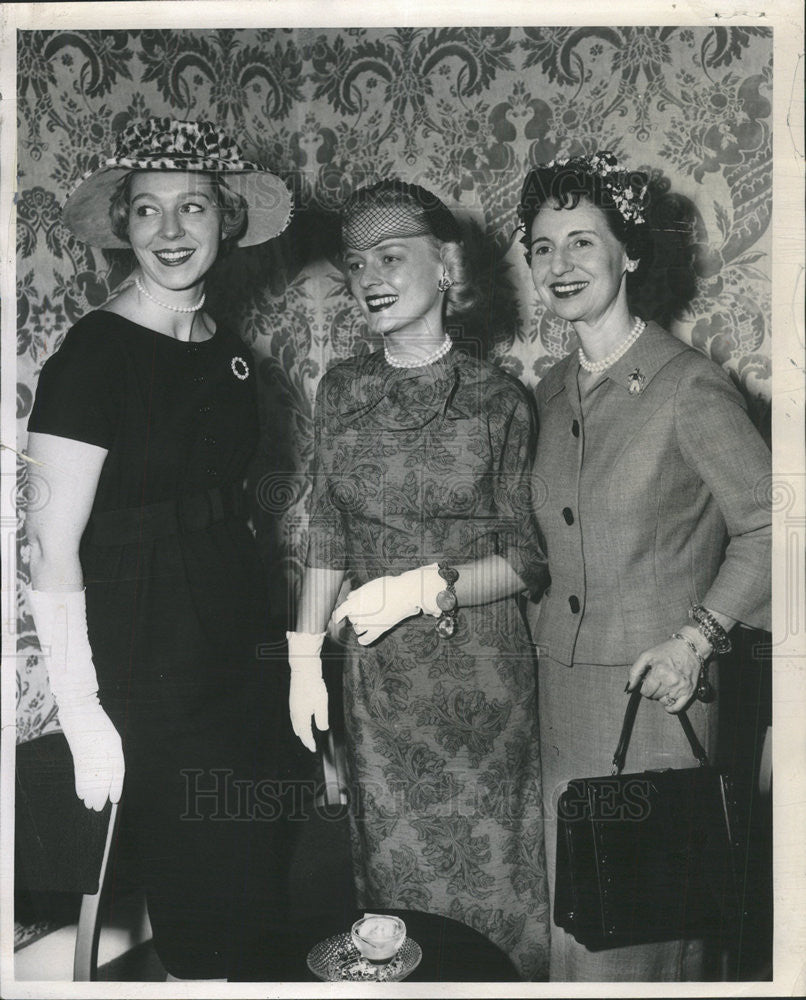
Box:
left=15, top=26, right=772, bottom=743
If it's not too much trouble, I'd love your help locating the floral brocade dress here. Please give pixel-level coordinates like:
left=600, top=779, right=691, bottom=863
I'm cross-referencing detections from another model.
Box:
left=306, top=348, right=550, bottom=980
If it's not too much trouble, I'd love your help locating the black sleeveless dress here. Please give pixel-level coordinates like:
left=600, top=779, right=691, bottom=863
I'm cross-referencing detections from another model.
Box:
left=28, top=310, right=291, bottom=978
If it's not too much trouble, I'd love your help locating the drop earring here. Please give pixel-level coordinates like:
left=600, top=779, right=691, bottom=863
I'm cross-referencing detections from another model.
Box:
left=626, top=260, right=638, bottom=273
left=437, top=273, right=453, bottom=293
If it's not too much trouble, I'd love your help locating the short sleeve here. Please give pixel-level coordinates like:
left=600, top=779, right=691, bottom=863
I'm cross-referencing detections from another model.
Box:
left=304, top=370, right=349, bottom=570
left=27, top=317, right=121, bottom=449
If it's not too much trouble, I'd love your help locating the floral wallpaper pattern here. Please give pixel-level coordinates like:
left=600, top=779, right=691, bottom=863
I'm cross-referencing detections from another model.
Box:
left=15, top=26, right=772, bottom=742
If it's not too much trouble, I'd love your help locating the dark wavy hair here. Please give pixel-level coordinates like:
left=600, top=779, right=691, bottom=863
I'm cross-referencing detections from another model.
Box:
left=517, top=162, right=653, bottom=289
left=108, top=171, right=248, bottom=247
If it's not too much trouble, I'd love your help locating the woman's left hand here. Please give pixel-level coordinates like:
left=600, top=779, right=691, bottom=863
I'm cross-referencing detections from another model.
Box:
left=627, top=637, right=701, bottom=713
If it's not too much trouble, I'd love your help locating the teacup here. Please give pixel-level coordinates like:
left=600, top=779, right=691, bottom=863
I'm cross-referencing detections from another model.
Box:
left=351, top=913, right=406, bottom=963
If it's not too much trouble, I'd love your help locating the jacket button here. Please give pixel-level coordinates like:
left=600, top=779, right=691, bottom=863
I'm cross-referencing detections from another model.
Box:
left=571, top=420, right=580, bottom=438
left=198, top=403, right=213, bottom=415
left=562, top=507, right=574, bottom=525
left=203, top=435, right=217, bottom=446
left=569, top=595, right=581, bottom=613
left=193, top=374, right=206, bottom=384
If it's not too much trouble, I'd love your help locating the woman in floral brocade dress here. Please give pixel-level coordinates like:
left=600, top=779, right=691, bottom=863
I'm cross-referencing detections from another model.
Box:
left=286, top=180, right=550, bottom=980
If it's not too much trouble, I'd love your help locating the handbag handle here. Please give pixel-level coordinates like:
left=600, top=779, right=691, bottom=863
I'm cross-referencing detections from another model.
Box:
left=611, top=688, right=709, bottom=775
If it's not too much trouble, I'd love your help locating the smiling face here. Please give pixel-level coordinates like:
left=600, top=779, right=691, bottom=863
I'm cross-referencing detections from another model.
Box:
left=528, top=197, right=631, bottom=327
left=344, top=236, right=445, bottom=340
left=127, top=172, right=221, bottom=293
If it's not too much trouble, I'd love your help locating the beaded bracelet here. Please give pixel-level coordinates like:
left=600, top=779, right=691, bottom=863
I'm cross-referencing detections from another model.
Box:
left=688, top=604, right=732, bottom=656
left=435, top=561, right=459, bottom=638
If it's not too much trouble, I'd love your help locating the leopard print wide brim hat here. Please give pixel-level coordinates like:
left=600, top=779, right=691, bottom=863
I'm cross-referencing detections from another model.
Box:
left=62, top=117, right=293, bottom=248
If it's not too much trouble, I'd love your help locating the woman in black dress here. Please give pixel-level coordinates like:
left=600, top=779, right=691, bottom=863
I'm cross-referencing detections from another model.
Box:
left=24, top=117, right=292, bottom=980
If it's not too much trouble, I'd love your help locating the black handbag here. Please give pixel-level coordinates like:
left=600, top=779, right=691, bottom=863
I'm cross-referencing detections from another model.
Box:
left=554, top=688, right=741, bottom=950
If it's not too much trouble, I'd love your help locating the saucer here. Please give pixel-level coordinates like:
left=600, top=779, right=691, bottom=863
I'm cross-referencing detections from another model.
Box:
left=307, top=931, right=422, bottom=982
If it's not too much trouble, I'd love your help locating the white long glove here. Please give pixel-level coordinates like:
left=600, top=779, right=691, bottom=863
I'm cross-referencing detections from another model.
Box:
left=27, top=589, right=125, bottom=812
left=287, top=630, right=329, bottom=752
left=333, top=564, right=442, bottom=645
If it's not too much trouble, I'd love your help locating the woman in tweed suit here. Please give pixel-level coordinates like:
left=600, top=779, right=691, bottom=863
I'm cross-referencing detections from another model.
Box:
left=518, top=152, right=771, bottom=981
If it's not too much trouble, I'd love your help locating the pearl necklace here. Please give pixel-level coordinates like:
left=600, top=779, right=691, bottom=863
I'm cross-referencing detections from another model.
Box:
left=385, top=334, right=452, bottom=369
left=578, top=317, right=646, bottom=373
left=135, top=275, right=205, bottom=314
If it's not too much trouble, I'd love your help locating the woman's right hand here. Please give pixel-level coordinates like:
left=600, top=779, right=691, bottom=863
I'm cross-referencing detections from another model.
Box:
left=47, top=592, right=125, bottom=811
left=287, top=631, right=329, bottom=752
left=29, top=587, right=125, bottom=811
left=627, top=632, right=704, bottom=712
left=56, top=698, right=125, bottom=811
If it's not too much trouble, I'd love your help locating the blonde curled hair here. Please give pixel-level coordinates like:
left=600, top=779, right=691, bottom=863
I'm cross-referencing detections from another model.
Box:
left=341, top=179, right=477, bottom=318
left=437, top=239, right=476, bottom=317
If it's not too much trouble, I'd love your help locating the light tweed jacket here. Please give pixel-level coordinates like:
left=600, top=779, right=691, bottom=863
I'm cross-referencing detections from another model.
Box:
left=529, top=321, right=771, bottom=667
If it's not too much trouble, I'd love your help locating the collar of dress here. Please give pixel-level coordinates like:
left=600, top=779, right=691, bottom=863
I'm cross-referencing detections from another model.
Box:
left=337, top=350, right=469, bottom=430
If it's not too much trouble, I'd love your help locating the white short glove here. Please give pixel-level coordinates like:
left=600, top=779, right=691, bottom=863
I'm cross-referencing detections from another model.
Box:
left=287, top=630, right=329, bottom=752
left=27, top=589, right=125, bottom=812
left=333, top=564, right=442, bottom=645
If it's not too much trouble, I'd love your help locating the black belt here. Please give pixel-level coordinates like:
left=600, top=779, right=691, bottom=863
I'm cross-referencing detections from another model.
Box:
left=84, top=482, right=247, bottom=546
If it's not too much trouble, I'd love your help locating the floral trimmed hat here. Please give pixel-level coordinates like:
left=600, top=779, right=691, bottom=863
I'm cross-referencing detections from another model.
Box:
left=62, top=117, right=293, bottom=248
left=543, top=150, right=648, bottom=225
